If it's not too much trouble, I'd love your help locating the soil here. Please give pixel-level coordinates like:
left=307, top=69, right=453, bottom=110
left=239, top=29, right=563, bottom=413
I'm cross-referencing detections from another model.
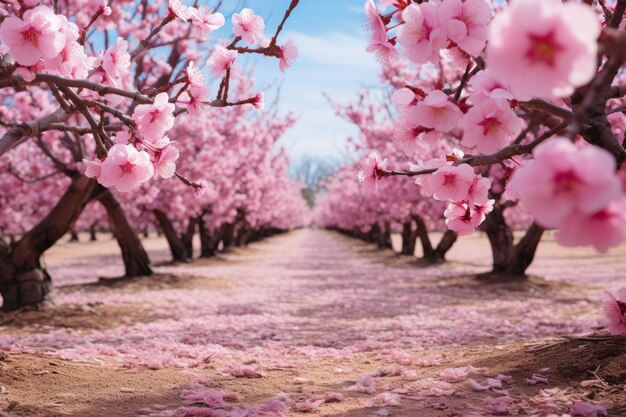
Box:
left=0, top=230, right=625, bottom=417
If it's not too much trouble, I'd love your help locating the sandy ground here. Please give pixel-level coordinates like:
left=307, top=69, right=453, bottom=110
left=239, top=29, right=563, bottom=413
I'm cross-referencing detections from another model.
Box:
left=0, top=229, right=625, bottom=417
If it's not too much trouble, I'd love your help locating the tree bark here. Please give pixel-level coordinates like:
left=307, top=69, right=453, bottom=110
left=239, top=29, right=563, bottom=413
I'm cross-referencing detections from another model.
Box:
left=430, top=230, right=458, bottom=262
left=481, top=205, right=514, bottom=273
left=153, top=209, right=189, bottom=263
left=98, top=190, right=152, bottom=277
left=89, top=224, right=97, bottom=241
left=181, top=217, right=196, bottom=259
left=506, top=223, right=544, bottom=276
left=198, top=218, right=218, bottom=258
left=1, top=175, right=96, bottom=311
left=413, top=215, right=435, bottom=259
left=400, top=222, right=417, bottom=256
left=69, top=229, right=79, bottom=242
left=480, top=206, right=544, bottom=278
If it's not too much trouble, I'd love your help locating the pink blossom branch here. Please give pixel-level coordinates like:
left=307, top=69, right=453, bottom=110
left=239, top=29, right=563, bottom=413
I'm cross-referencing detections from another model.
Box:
left=269, top=0, right=300, bottom=46
left=0, top=108, right=71, bottom=157
left=174, top=171, right=203, bottom=189
left=519, top=99, right=575, bottom=121
left=78, top=8, right=105, bottom=45
left=0, top=74, right=154, bottom=104
left=378, top=122, right=568, bottom=179
left=130, top=14, right=176, bottom=60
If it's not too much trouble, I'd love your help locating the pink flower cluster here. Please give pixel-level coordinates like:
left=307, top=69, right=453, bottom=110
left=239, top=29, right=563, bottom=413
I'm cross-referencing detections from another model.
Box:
left=510, top=138, right=626, bottom=252
left=397, top=0, right=492, bottom=64
left=0, top=5, right=95, bottom=80
left=417, top=161, right=494, bottom=235
left=83, top=93, right=180, bottom=192
left=487, top=0, right=600, bottom=100
left=358, top=152, right=388, bottom=193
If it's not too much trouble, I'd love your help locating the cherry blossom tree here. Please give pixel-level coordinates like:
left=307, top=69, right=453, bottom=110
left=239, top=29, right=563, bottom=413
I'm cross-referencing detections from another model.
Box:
left=0, top=0, right=303, bottom=311
left=354, top=0, right=626, bottom=277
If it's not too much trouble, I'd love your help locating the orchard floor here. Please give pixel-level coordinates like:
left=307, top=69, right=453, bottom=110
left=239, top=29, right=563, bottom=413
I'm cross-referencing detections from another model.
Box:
left=1, top=229, right=626, bottom=417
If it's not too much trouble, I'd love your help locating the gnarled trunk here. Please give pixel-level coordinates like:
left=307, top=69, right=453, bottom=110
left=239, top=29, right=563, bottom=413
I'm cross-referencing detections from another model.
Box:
left=98, top=191, right=152, bottom=277
left=400, top=222, right=417, bottom=256
left=89, top=224, right=97, bottom=241
left=153, top=209, right=189, bottom=263
left=0, top=176, right=96, bottom=311
left=198, top=218, right=219, bottom=258
left=413, top=215, right=457, bottom=263
left=181, top=217, right=196, bottom=259
left=481, top=204, right=544, bottom=278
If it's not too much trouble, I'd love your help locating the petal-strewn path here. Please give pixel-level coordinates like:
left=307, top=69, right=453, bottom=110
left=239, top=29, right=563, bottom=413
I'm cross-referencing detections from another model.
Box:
left=1, top=229, right=625, bottom=416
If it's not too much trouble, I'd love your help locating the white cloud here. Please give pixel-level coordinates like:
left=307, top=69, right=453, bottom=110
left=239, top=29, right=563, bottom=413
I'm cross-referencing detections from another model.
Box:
left=253, top=30, right=381, bottom=163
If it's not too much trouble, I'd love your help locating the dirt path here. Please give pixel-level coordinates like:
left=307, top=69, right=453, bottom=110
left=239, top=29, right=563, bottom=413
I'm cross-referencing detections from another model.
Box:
left=0, top=230, right=625, bottom=416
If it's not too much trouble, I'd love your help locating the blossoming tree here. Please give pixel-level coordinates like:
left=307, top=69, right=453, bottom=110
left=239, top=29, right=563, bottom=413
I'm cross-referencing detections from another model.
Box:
left=0, top=0, right=302, bottom=311
left=356, top=0, right=626, bottom=276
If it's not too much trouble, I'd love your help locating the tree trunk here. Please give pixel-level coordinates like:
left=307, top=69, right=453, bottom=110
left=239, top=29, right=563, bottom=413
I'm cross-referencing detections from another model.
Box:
left=89, top=224, right=97, bottom=241
left=69, top=229, right=79, bottom=242
left=481, top=205, right=514, bottom=273
left=480, top=205, right=543, bottom=279
left=98, top=191, right=152, bottom=277
left=506, top=223, right=544, bottom=276
left=400, top=222, right=417, bottom=256
left=0, top=176, right=97, bottom=311
left=428, top=230, right=458, bottom=262
left=413, top=215, right=435, bottom=259
left=181, top=217, right=196, bottom=259
left=221, top=223, right=235, bottom=251
left=153, top=209, right=189, bottom=263
left=198, top=218, right=218, bottom=258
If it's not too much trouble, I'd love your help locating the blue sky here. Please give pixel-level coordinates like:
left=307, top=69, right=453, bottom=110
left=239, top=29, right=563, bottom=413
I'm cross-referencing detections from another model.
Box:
left=218, top=0, right=382, bottom=164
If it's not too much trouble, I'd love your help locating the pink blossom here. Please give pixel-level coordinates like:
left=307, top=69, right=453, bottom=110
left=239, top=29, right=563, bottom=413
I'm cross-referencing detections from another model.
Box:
left=428, top=164, right=475, bottom=202
left=570, top=401, right=608, bottom=417
left=397, top=2, right=446, bottom=63
left=483, top=396, right=510, bottom=415
left=81, top=159, right=102, bottom=179
left=352, top=374, right=377, bottom=394
left=0, top=5, right=65, bottom=66
left=600, top=289, right=626, bottom=336
left=466, top=175, right=491, bottom=205
left=102, top=38, right=130, bottom=80
left=392, top=88, right=416, bottom=108
left=406, top=91, right=463, bottom=133
left=152, top=140, right=180, bottom=179
left=207, top=45, right=238, bottom=78
left=132, top=93, right=175, bottom=143
left=178, top=84, right=210, bottom=116
left=97, top=144, right=154, bottom=192
left=445, top=207, right=475, bottom=236
left=437, top=0, right=492, bottom=56
left=295, top=397, right=324, bottom=412
left=279, top=39, right=298, bottom=73
left=168, top=0, right=193, bottom=20
left=461, top=100, right=523, bottom=153
left=486, top=0, right=600, bottom=100
left=252, top=92, right=265, bottom=110
left=364, top=0, right=398, bottom=62
left=440, top=367, right=471, bottom=382
left=509, top=138, right=622, bottom=228
left=232, top=8, right=265, bottom=44
left=191, top=7, right=225, bottom=36
left=185, top=61, right=204, bottom=86
left=445, top=200, right=494, bottom=235
left=556, top=199, right=626, bottom=253
left=468, top=69, right=514, bottom=106
left=358, top=152, right=388, bottom=193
